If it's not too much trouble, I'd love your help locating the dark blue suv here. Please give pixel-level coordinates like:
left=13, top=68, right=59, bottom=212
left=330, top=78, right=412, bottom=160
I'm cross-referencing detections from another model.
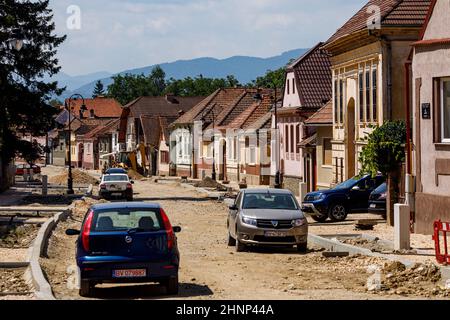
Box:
left=301, top=174, right=385, bottom=222
left=66, top=202, right=181, bottom=297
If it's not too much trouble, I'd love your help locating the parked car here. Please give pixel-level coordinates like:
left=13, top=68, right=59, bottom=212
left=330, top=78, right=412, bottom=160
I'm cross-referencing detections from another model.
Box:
left=301, top=174, right=385, bottom=222
left=66, top=202, right=181, bottom=297
left=368, top=182, right=387, bottom=218
left=15, top=164, right=41, bottom=175
left=99, top=174, right=134, bottom=201
left=227, top=188, right=308, bottom=253
left=105, top=168, right=128, bottom=175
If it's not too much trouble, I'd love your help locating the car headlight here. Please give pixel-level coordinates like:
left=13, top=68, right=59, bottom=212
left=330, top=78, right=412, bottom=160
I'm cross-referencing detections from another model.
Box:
left=241, top=216, right=257, bottom=226
left=313, top=193, right=326, bottom=201
left=378, top=192, right=387, bottom=200
left=293, top=218, right=307, bottom=227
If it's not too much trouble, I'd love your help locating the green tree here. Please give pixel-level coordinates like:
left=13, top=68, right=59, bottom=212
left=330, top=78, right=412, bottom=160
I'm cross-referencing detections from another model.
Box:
left=359, top=121, right=407, bottom=226
left=17, top=139, right=43, bottom=165
left=92, top=80, right=105, bottom=98
left=107, top=66, right=167, bottom=105
left=0, top=0, right=65, bottom=174
left=249, top=67, right=286, bottom=89
left=164, top=74, right=241, bottom=97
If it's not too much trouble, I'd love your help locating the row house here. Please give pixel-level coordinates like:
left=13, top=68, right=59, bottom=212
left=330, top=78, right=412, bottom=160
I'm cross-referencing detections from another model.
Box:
left=274, top=43, right=332, bottom=196
left=170, top=88, right=275, bottom=184
left=118, top=95, right=204, bottom=176
left=52, top=97, right=122, bottom=168
left=322, top=0, right=431, bottom=184
left=411, top=0, right=450, bottom=234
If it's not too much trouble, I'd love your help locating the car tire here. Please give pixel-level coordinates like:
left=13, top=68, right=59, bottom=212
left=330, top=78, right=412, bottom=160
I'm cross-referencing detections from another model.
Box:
left=297, top=242, right=308, bottom=253
left=79, top=280, right=93, bottom=297
left=227, top=232, right=236, bottom=246
left=328, top=203, right=348, bottom=222
left=235, top=238, right=246, bottom=252
left=311, top=214, right=328, bottom=223
left=164, top=276, right=179, bottom=295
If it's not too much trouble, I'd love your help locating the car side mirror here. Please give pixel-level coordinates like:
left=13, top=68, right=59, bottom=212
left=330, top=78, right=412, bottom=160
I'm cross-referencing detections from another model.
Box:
left=173, top=226, right=182, bottom=233
left=352, top=185, right=361, bottom=191
left=66, top=229, right=80, bottom=236
left=229, top=204, right=238, bottom=211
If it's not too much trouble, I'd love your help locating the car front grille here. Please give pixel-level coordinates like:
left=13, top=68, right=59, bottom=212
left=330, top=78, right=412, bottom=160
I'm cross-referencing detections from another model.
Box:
left=257, top=219, right=293, bottom=229
left=253, top=236, right=296, bottom=243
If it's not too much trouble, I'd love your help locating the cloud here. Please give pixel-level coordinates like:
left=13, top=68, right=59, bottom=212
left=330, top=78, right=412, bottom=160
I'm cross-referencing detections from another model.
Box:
left=49, top=0, right=366, bottom=76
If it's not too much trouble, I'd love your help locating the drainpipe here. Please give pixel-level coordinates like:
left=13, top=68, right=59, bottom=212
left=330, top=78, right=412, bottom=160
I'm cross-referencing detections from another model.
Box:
left=404, top=61, right=412, bottom=176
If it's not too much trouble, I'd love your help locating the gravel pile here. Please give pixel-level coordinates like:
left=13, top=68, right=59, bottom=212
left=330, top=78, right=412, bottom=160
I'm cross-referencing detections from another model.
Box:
left=49, top=169, right=98, bottom=186
left=0, top=224, right=40, bottom=248
left=127, top=169, right=144, bottom=181
left=194, top=177, right=228, bottom=191
left=340, top=237, right=389, bottom=253
left=371, top=261, right=449, bottom=297
left=0, top=269, right=31, bottom=294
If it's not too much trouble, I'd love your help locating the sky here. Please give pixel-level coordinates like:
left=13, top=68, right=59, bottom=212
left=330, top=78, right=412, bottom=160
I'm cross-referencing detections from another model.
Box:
left=49, top=0, right=367, bottom=76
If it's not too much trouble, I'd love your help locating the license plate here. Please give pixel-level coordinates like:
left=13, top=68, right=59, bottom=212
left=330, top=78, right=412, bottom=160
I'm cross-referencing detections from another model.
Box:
left=370, top=204, right=376, bottom=208
left=265, top=231, right=286, bottom=237
left=111, top=192, right=122, bottom=196
left=113, top=269, right=146, bottom=278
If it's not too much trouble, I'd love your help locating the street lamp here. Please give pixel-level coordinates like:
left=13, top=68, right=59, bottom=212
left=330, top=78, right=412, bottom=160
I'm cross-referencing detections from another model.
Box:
left=64, top=94, right=87, bottom=195
left=201, top=107, right=217, bottom=181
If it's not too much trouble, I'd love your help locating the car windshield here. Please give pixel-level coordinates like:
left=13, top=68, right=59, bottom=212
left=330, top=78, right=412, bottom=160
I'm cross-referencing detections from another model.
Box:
left=242, top=193, right=298, bottom=210
left=373, top=183, right=387, bottom=194
left=333, top=176, right=366, bottom=190
left=91, top=209, right=163, bottom=232
left=107, top=169, right=126, bottom=174
left=103, top=175, right=128, bottom=182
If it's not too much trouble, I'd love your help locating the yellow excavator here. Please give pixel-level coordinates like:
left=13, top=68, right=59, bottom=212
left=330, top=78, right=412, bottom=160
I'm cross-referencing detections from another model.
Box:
left=116, top=143, right=146, bottom=174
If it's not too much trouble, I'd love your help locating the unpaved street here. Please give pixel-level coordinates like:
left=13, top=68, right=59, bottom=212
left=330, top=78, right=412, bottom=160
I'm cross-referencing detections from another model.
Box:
left=41, top=179, right=441, bottom=300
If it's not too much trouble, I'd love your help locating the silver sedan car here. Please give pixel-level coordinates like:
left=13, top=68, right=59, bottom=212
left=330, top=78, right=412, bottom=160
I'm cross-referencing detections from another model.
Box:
left=227, top=188, right=308, bottom=252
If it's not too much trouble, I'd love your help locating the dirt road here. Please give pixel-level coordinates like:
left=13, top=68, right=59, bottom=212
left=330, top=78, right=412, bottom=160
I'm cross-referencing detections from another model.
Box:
left=40, top=179, right=441, bottom=300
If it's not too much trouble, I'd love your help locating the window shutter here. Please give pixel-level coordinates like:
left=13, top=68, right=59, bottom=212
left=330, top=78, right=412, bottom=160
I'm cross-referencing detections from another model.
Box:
left=433, top=78, right=441, bottom=143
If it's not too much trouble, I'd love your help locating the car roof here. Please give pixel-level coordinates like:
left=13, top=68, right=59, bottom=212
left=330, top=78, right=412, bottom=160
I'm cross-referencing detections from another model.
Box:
left=102, top=173, right=128, bottom=177
left=91, top=202, right=161, bottom=210
left=241, top=188, right=293, bottom=195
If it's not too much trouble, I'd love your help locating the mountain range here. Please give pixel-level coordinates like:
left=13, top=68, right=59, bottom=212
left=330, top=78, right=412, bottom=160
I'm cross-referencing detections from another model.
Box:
left=55, top=48, right=308, bottom=100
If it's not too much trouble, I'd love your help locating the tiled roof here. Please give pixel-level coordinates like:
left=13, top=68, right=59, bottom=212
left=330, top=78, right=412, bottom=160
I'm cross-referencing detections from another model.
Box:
left=139, top=115, right=173, bottom=147
left=290, top=43, right=332, bottom=109
left=304, top=100, right=333, bottom=125
left=124, top=96, right=204, bottom=119
left=298, top=133, right=317, bottom=148
left=65, top=97, right=123, bottom=118
left=173, top=88, right=252, bottom=126
left=245, top=112, right=272, bottom=130
left=326, top=0, right=431, bottom=44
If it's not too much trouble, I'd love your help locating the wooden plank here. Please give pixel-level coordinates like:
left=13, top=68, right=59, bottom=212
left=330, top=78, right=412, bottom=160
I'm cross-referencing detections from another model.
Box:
left=322, top=251, right=350, bottom=258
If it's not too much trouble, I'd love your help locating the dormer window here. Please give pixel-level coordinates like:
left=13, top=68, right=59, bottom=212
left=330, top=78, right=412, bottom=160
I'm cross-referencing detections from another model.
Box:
left=90, top=109, right=95, bottom=118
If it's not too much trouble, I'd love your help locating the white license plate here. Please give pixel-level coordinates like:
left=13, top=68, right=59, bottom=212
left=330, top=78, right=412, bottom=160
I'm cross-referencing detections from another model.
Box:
left=265, top=231, right=287, bottom=237
left=113, top=269, right=146, bottom=278
left=370, top=204, right=376, bottom=208
left=111, top=192, right=122, bottom=196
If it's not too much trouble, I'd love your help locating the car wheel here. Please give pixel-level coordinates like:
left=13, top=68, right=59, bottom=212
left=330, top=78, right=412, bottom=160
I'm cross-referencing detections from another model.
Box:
left=227, top=232, right=236, bottom=246
left=164, top=276, right=179, bottom=295
left=235, top=238, right=246, bottom=252
left=328, top=204, right=348, bottom=222
left=311, top=214, right=328, bottom=223
left=297, top=242, right=308, bottom=253
left=79, top=280, right=93, bottom=297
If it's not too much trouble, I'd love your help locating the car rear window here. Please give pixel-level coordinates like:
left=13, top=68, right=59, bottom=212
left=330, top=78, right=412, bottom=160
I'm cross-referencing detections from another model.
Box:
left=103, top=175, right=129, bottom=182
left=242, top=193, right=298, bottom=210
left=91, top=209, right=163, bottom=232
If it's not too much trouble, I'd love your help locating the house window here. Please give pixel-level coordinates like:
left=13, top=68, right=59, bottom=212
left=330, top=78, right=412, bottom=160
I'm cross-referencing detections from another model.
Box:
left=161, top=151, right=169, bottom=164
left=292, top=79, right=295, bottom=94
left=285, top=125, right=289, bottom=153
left=366, top=70, right=370, bottom=123
left=290, top=125, right=294, bottom=154
left=295, top=125, right=300, bottom=153
left=441, top=78, right=450, bottom=142
left=372, top=68, right=378, bottom=122
left=202, top=141, right=213, bottom=158
left=323, top=138, right=332, bottom=166
left=339, top=79, right=344, bottom=123
left=359, top=71, right=364, bottom=122
left=287, top=79, right=290, bottom=95
left=249, top=145, right=256, bottom=164
left=334, top=80, right=338, bottom=124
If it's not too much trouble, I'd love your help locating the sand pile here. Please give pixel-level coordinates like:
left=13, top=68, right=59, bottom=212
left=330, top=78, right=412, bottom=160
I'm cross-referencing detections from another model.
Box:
left=194, top=177, right=228, bottom=191
left=127, top=169, right=144, bottom=181
left=49, top=169, right=98, bottom=186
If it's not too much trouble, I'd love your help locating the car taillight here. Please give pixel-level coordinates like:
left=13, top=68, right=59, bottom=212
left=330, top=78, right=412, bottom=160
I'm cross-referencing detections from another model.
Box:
left=160, top=208, right=174, bottom=251
left=82, top=210, right=94, bottom=252
left=100, top=184, right=106, bottom=189
left=126, top=183, right=132, bottom=189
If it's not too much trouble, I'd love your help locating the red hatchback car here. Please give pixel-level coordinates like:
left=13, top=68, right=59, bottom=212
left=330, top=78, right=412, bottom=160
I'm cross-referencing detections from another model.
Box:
left=15, top=164, right=41, bottom=175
